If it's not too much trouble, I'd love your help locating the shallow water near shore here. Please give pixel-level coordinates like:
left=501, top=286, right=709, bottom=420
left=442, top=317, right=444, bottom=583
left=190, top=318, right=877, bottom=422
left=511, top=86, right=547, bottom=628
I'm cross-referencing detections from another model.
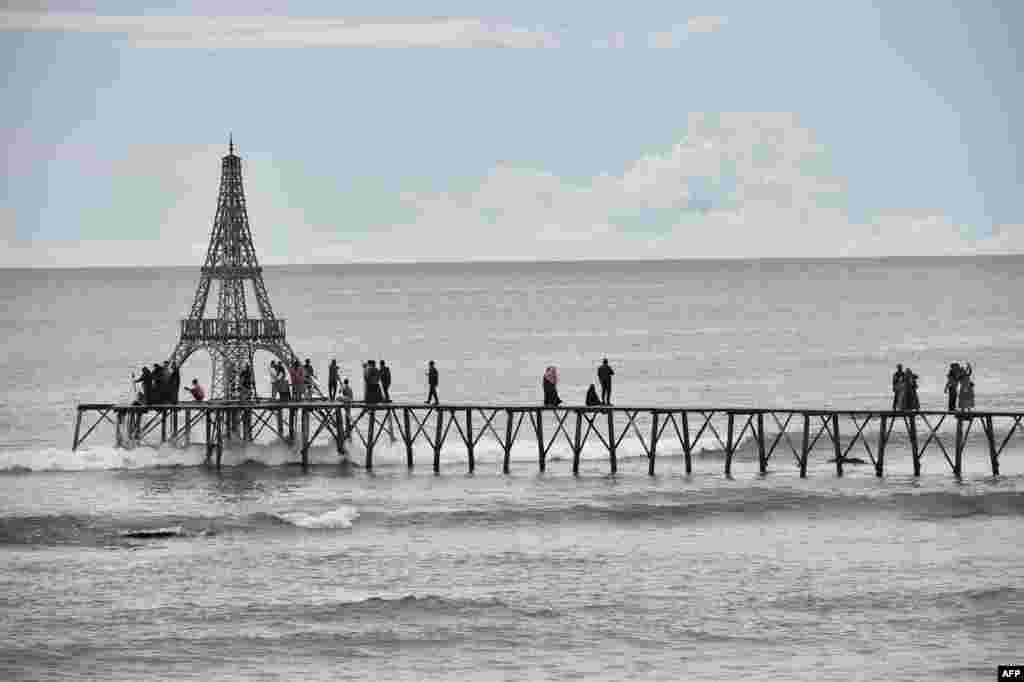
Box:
left=2, top=257, right=1023, bottom=680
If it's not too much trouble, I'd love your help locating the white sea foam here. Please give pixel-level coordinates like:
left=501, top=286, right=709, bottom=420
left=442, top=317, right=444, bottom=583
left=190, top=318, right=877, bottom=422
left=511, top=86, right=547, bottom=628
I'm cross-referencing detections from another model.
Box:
left=274, top=505, right=360, bottom=529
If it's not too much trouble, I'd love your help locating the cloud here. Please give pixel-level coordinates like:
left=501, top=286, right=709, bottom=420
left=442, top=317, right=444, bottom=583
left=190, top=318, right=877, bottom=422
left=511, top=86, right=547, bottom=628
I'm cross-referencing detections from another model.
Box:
left=0, top=12, right=562, bottom=48
left=650, top=16, right=727, bottom=47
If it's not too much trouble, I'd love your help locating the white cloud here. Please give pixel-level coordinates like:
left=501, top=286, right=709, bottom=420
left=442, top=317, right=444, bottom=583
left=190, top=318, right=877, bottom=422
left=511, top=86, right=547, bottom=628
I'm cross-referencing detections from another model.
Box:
left=0, top=12, right=562, bottom=48
left=686, top=16, right=727, bottom=34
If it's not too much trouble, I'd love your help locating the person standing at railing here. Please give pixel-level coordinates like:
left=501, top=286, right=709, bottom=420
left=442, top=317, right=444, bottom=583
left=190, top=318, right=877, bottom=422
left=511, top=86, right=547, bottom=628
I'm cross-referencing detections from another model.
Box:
left=289, top=360, right=305, bottom=401
left=302, top=359, right=316, bottom=399
left=380, top=360, right=392, bottom=403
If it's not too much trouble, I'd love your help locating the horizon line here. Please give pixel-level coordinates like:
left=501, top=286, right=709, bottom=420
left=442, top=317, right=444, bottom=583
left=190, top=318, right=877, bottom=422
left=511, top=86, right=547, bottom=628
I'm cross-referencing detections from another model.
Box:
left=1, top=253, right=1023, bottom=270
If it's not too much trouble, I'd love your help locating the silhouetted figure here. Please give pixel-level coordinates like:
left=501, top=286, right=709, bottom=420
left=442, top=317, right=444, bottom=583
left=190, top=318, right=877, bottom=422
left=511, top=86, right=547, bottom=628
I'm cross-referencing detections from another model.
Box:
left=328, top=359, right=339, bottom=401
left=542, top=366, right=561, bottom=406
left=944, top=363, right=961, bottom=412
left=135, top=366, right=153, bottom=405
left=597, top=358, right=614, bottom=405
left=303, top=358, right=316, bottom=399
left=272, top=361, right=290, bottom=401
left=905, top=368, right=920, bottom=411
left=380, top=360, right=392, bottom=402
left=585, top=384, right=601, bottom=406
left=186, top=378, right=205, bottom=402
left=959, top=363, right=975, bottom=411
left=365, top=360, right=382, bottom=403
left=891, top=364, right=904, bottom=410
left=239, top=363, right=254, bottom=400
left=152, top=363, right=166, bottom=404
left=426, top=361, right=439, bottom=405
left=169, top=364, right=181, bottom=404
left=341, top=378, right=353, bottom=402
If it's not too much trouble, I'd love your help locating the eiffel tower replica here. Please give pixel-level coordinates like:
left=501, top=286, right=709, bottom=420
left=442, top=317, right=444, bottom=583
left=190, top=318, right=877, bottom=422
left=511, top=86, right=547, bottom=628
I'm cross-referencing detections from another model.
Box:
left=169, top=137, right=297, bottom=400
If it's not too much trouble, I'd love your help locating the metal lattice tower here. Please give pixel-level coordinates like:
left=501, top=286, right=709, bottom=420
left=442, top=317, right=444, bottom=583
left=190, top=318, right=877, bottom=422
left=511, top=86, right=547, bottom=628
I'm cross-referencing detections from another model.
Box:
left=169, top=137, right=296, bottom=400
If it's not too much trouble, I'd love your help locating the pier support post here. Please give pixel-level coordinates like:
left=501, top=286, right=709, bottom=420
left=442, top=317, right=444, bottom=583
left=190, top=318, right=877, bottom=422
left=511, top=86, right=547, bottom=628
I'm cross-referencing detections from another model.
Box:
left=243, top=407, right=252, bottom=442
left=214, top=410, right=223, bottom=469
left=184, top=408, right=191, bottom=447
left=204, top=410, right=212, bottom=464
left=433, top=409, right=443, bottom=474
left=756, top=413, right=767, bottom=475
left=275, top=408, right=283, bottom=442
left=833, top=413, right=843, bottom=478
left=160, top=410, right=167, bottom=444
left=288, top=407, right=296, bottom=445
left=984, top=415, right=999, bottom=476
left=503, top=410, right=513, bottom=474
left=681, top=412, right=692, bottom=475
left=535, top=409, right=546, bottom=473
left=466, top=408, right=474, bottom=474
left=345, top=405, right=352, bottom=441
left=876, top=415, right=887, bottom=477
left=335, top=407, right=345, bottom=456
left=300, top=408, right=310, bottom=468
left=908, top=415, right=920, bottom=476
left=365, top=408, right=376, bottom=471
left=724, top=412, right=735, bottom=477
left=72, top=409, right=83, bottom=452
left=171, top=409, right=179, bottom=445
left=403, top=408, right=413, bottom=468
left=115, top=409, right=124, bottom=449
left=648, top=412, right=659, bottom=476
left=572, top=410, right=583, bottom=476
left=608, top=410, right=617, bottom=475
left=954, top=416, right=964, bottom=477
left=800, top=414, right=810, bottom=478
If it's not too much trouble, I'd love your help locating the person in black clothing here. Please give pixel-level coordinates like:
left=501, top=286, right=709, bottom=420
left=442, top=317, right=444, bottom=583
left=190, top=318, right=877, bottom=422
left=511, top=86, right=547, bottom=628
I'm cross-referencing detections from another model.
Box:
left=328, top=359, right=339, bottom=401
left=905, top=367, right=920, bottom=411
left=134, top=366, right=153, bottom=405
left=426, top=361, right=439, bottom=405
left=169, top=364, right=181, bottom=404
left=585, top=384, right=601, bottom=406
left=239, top=363, right=254, bottom=400
left=380, top=360, right=392, bottom=402
left=891, top=364, right=904, bottom=409
left=365, top=360, right=382, bottom=403
left=152, top=363, right=166, bottom=404
left=597, top=358, right=614, bottom=405
left=944, top=363, right=961, bottom=412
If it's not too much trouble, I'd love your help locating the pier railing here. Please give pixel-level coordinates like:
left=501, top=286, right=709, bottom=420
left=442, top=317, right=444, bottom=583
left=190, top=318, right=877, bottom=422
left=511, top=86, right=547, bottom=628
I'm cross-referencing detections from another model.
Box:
left=71, top=401, right=1023, bottom=477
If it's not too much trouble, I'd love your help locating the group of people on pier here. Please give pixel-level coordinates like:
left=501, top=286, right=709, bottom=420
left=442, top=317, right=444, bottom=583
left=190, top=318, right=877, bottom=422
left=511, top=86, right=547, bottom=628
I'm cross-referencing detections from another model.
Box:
left=268, top=359, right=322, bottom=401
left=543, top=359, right=616, bottom=406
left=891, top=362, right=975, bottom=412
left=132, top=362, right=182, bottom=405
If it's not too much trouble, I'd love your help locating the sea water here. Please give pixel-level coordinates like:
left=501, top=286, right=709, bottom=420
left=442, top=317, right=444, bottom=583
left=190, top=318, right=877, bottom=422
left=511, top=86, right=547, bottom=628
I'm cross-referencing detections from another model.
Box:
left=1, top=258, right=1022, bottom=680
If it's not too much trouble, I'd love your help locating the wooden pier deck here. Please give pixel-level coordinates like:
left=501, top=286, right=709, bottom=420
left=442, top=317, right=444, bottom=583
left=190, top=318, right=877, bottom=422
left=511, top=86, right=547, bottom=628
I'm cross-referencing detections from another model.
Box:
left=72, top=401, right=1023, bottom=477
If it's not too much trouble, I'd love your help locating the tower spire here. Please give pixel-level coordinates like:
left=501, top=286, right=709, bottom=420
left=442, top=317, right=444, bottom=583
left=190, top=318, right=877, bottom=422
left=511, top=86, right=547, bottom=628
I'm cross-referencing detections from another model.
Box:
left=229, top=133, right=234, bottom=156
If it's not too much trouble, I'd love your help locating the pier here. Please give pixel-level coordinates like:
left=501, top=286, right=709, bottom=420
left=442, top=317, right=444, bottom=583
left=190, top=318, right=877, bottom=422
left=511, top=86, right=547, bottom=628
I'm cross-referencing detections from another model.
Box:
left=71, top=402, right=1023, bottom=477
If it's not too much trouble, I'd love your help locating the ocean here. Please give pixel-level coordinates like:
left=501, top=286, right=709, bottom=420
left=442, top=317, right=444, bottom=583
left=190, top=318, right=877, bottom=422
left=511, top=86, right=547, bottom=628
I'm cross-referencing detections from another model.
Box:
left=1, top=257, right=1022, bottom=680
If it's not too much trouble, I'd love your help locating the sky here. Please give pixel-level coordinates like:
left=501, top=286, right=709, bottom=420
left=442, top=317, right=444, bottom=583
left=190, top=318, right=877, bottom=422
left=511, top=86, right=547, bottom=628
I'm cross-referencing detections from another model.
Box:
left=1, top=0, right=1022, bottom=266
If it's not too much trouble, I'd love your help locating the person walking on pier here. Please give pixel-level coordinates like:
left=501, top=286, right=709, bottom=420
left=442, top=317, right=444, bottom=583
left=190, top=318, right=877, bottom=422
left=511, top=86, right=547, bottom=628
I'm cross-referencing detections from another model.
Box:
left=425, top=361, right=439, bottom=405
left=380, top=360, right=392, bottom=403
left=328, top=359, right=339, bottom=401
left=944, top=363, right=961, bottom=412
left=186, top=378, right=205, bottom=402
left=597, top=358, right=614, bottom=405
left=891, top=364, right=904, bottom=410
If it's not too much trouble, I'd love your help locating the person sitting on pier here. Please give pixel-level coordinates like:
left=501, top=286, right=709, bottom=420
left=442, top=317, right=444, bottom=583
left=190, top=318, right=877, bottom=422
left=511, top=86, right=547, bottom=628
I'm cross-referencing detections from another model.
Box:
left=302, top=359, right=316, bottom=399
left=891, top=364, right=904, bottom=409
left=542, top=366, right=562, bottom=406
left=328, top=359, right=339, bottom=401
left=585, top=383, right=602, bottom=406
left=597, top=358, right=614, bottom=405
left=341, top=378, right=353, bottom=402
left=958, top=363, right=975, bottom=411
left=425, top=360, right=439, bottom=405
left=185, top=378, right=205, bottom=402
left=380, top=359, right=392, bottom=403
